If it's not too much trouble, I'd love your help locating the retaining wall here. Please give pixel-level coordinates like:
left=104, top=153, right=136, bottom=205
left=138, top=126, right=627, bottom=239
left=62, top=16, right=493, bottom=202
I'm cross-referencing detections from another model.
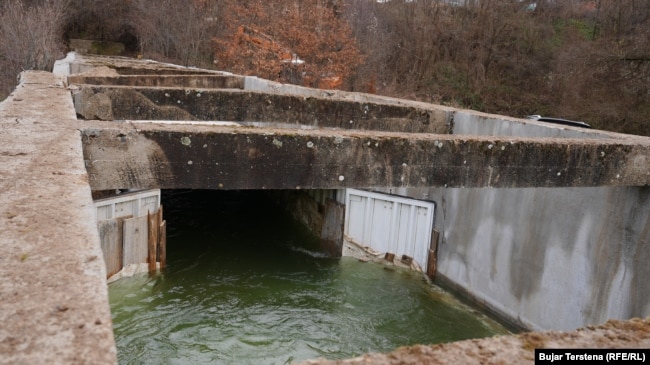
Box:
left=375, top=111, right=650, bottom=331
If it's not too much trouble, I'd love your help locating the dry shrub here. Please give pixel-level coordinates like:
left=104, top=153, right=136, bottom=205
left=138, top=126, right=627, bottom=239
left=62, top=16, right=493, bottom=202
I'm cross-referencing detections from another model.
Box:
left=345, top=0, right=649, bottom=136
left=130, top=0, right=221, bottom=67
left=0, top=0, right=68, bottom=99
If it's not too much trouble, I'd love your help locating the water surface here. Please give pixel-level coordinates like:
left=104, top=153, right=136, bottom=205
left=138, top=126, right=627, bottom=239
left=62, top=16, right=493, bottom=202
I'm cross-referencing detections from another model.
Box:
left=109, top=190, right=508, bottom=364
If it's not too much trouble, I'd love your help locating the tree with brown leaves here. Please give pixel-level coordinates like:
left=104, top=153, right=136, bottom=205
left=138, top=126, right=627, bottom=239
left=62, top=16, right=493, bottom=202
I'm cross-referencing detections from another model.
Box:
left=214, top=0, right=364, bottom=89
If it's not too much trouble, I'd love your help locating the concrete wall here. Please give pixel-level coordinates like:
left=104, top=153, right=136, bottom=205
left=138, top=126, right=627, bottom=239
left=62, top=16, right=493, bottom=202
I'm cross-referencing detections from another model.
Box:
left=453, top=110, right=634, bottom=140
left=60, top=51, right=650, bottom=333
left=373, top=112, right=650, bottom=331
left=269, top=189, right=346, bottom=257
left=437, top=186, right=649, bottom=331
left=243, top=75, right=447, bottom=110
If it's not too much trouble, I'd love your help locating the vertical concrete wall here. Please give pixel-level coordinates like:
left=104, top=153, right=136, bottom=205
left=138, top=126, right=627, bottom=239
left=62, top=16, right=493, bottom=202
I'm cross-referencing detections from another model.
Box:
left=268, top=190, right=345, bottom=257
left=373, top=112, right=650, bottom=331
left=452, top=110, right=628, bottom=140
left=377, top=185, right=649, bottom=332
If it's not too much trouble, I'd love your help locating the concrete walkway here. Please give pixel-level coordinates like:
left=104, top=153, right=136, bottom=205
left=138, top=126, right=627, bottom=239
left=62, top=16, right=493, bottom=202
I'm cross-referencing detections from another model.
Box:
left=0, top=72, right=116, bottom=364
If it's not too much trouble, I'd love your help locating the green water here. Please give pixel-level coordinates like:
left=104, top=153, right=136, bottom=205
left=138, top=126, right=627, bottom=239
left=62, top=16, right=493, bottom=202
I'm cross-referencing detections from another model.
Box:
left=109, top=190, right=509, bottom=365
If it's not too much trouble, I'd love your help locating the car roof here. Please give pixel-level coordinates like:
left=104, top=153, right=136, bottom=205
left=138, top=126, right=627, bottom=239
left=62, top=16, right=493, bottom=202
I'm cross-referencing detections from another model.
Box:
left=526, top=115, right=592, bottom=129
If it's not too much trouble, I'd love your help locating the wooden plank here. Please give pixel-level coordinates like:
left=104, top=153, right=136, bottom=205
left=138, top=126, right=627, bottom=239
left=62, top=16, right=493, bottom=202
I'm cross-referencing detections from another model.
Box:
left=159, top=221, right=166, bottom=270
left=114, top=216, right=128, bottom=274
left=156, top=205, right=164, bottom=266
left=97, top=219, right=122, bottom=278
left=147, top=210, right=158, bottom=272
left=123, top=215, right=148, bottom=266
left=427, top=249, right=437, bottom=280
left=427, top=229, right=440, bottom=280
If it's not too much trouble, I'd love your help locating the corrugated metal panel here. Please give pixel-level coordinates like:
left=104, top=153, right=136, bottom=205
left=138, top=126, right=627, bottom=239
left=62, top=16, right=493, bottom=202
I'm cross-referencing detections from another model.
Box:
left=97, top=205, right=113, bottom=220
left=94, top=189, right=161, bottom=220
left=141, top=195, right=159, bottom=215
left=115, top=200, right=136, bottom=217
left=345, top=189, right=435, bottom=269
left=346, top=194, right=366, bottom=243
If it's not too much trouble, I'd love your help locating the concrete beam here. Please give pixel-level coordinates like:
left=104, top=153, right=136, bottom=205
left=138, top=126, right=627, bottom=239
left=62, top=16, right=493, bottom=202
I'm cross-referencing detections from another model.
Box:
left=82, top=121, right=650, bottom=190
left=72, top=85, right=451, bottom=134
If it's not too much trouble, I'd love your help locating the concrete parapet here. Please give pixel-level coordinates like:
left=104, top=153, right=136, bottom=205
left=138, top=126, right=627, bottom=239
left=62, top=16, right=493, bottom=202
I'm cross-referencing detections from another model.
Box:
left=54, top=52, right=225, bottom=77
left=0, top=72, right=117, bottom=364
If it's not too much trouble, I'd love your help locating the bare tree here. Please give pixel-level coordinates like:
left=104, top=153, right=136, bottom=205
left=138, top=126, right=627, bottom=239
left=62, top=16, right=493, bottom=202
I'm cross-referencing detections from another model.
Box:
left=130, top=0, right=220, bottom=67
left=0, top=0, right=68, bottom=98
left=550, top=0, right=650, bottom=135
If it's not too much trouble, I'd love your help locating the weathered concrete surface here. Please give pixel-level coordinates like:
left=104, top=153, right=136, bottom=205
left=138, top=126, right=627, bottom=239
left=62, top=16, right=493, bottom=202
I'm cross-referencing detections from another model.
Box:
left=377, top=184, right=650, bottom=332
left=298, top=317, right=650, bottom=365
left=53, top=52, right=222, bottom=77
left=68, top=74, right=245, bottom=89
left=0, top=72, right=116, bottom=364
left=453, top=110, right=636, bottom=140
left=269, top=190, right=345, bottom=257
left=58, top=52, right=448, bottom=107
left=72, top=85, right=450, bottom=134
left=81, top=121, right=650, bottom=190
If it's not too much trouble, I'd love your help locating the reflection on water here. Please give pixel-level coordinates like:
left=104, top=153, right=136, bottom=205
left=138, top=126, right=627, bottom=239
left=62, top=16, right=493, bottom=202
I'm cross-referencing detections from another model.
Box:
left=109, top=190, right=509, bottom=365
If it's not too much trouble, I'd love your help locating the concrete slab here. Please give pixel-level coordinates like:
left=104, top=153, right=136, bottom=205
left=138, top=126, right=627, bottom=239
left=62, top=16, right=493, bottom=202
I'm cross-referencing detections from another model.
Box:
left=81, top=120, right=650, bottom=190
left=0, top=72, right=116, bottom=364
left=71, top=85, right=450, bottom=134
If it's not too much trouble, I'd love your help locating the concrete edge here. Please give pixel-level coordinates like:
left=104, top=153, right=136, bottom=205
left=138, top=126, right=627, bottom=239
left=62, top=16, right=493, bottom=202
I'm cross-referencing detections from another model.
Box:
left=0, top=71, right=117, bottom=365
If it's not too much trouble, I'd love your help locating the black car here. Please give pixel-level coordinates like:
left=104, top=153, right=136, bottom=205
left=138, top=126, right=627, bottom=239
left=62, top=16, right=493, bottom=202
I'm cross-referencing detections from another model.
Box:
left=526, top=115, right=592, bottom=129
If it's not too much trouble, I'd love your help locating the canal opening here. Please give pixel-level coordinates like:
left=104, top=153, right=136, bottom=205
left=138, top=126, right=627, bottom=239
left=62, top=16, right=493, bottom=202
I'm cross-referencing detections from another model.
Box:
left=108, top=189, right=510, bottom=364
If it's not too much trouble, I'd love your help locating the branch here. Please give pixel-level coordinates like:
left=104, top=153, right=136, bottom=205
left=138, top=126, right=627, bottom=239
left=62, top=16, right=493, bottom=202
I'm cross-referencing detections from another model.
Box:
left=621, top=56, right=650, bottom=62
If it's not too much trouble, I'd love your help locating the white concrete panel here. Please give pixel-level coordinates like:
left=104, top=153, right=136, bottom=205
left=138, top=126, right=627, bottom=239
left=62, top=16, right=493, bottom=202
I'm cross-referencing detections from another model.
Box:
left=345, top=194, right=366, bottom=244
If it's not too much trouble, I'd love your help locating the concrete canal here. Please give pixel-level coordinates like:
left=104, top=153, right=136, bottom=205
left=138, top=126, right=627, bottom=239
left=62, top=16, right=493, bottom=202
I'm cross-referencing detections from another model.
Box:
left=108, top=190, right=509, bottom=364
